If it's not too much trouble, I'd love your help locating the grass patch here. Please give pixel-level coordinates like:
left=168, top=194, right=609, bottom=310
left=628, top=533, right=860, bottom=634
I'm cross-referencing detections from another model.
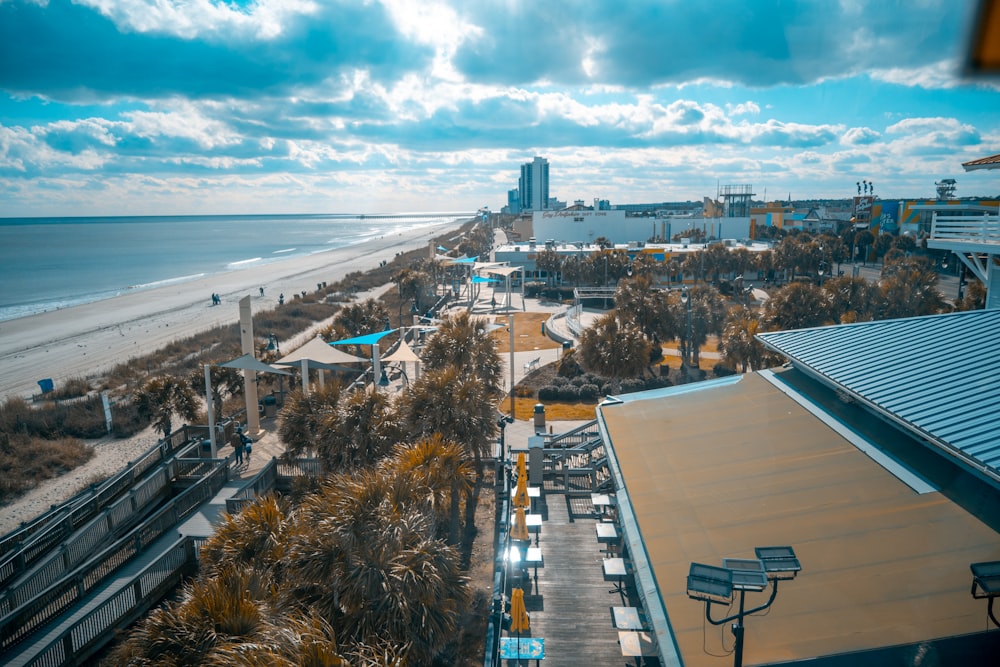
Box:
left=490, top=312, right=562, bottom=354
left=0, top=435, right=93, bottom=505
left=501, top=396, right=598, bottom=421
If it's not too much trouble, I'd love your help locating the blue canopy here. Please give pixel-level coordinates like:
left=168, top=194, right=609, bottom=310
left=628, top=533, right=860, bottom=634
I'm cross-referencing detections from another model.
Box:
left=330, top=329, right=397, bottom=346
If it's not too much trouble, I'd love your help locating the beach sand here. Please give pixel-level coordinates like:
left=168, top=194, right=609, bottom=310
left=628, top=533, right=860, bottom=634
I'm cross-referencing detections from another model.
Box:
left=0, top=219, right=463, bottom=533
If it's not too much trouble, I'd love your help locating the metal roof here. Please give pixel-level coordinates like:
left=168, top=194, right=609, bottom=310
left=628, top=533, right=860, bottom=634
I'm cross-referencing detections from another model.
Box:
left=757, top=309, right=1000, bottom=479
left=963, top=152, right=1000, bottom=171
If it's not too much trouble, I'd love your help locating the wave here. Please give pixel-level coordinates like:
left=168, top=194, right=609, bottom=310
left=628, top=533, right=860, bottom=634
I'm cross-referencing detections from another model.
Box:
left=227, top=257, right=263, bottom=269
left=272, top=248, right=296, bottom=254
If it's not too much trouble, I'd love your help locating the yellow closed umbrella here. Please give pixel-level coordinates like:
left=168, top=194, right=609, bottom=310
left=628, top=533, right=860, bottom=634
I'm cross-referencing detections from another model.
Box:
left=512, top=470, right=530, bottom=509
left=516, top=451, right=527, bottom=479
left=510, top=587, right=530, bottom=634
left=511, top=506, right=530, bottom=542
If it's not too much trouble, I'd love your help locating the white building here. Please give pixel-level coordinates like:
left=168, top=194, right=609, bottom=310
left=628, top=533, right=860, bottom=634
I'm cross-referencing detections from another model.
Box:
left=518, top=157, right=549, bottom=211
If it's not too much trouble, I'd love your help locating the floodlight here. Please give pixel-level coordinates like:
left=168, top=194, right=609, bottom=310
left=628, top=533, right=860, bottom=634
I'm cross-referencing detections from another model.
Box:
left=723, top=558, right=768, bottom=592
left=970, top=560, right=1000, bottom=629
left=687, top=562, right=733, bottom=604
left=378, top=369, right=390, bottom=387
left=755, top=546, right=801, bottom=580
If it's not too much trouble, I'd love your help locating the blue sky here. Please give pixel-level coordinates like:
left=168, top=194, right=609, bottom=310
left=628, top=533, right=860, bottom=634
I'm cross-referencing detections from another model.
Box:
left=1, top=0, right=998, bottom=216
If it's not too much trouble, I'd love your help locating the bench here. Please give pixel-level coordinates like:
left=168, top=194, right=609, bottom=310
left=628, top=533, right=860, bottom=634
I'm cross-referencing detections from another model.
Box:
left=523, top=357, right=540, bottom=372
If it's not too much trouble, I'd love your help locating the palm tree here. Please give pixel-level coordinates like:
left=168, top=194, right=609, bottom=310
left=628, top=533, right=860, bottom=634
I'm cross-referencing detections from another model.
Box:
left=420, top=311, right=504, bottom=397
left=534, top=248, right=563, bottom=287
left=579, top=312, right=651, bottom=379
left=823, top=274, right=879, bottom=323
left=133, top=375, right=199, bottom=438
left=765, top=281, right=834, bottom=330
left=287, top=469, right=469, bottom=665
left=326, top=387, right=401, bottom=470
left=190, top=363, right=244, bottom=420
left=399, top=366, right=497, bottom=473
left=200, top=494, right=292, bottom=579
left=878, top=256, right=946, bottom=319
left=278, top=383, right=342, bottom=461
left=385, top=434, right=475, bottom=545
left=720, top=306, right=770, bottom=372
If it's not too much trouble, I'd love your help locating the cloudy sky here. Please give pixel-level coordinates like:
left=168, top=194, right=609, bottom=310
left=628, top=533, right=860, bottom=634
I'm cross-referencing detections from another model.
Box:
left=1, top=0, right=998, bottom=217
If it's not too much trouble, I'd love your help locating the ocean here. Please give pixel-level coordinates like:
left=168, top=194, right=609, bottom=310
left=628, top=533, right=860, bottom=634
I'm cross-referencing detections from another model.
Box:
left=0, top=213, right=470, bottom=322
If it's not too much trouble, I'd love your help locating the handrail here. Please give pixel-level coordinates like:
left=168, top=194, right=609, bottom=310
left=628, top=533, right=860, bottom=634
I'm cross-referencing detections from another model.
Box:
left=545, top=419, right=598, bottom=448
left=225, top=459, right=279, bottom=515
left=930, top=213, right=1000, bottom=244
left=20, top=537, right=198, bottom=667
left=0, top=460, right=229, bottom=653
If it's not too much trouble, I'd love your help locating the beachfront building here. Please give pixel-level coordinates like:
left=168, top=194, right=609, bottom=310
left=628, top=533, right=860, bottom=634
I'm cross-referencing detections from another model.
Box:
left=519, top=156, right=550, bottom=212
left=527, top=207, right=752, bottom=246
left=595, top=309, right=1000, bottom=665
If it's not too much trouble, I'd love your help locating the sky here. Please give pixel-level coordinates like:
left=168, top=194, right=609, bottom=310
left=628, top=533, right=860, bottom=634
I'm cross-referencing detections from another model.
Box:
left=1, top=0, right=999, bottom=217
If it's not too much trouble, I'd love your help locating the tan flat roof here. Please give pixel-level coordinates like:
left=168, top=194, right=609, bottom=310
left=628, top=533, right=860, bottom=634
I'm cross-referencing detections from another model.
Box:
left=600, top=371, right=1000, bottom=666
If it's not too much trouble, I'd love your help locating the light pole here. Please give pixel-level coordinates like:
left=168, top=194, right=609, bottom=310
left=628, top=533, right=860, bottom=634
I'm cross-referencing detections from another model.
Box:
left=680, top=288, right=692, bottom=374
left=687, top=546, right=801, bottom=667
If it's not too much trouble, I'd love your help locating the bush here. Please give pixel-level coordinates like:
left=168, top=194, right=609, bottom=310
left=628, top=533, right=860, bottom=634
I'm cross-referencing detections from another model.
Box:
left=514, top=385, right=535, bottom=398
left=578, top=383, right=600, bottom=401
left=570, top=376, right=587, bottom=387
left=550, top=376, right=569, bottom=387
left=557, top=385, right=581, bottom=401
left=537, top=386, right=560, bottom=401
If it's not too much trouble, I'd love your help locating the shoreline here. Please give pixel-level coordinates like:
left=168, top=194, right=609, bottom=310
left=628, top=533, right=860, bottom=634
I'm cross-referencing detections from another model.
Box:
left=0, top=219, right=465, bottom=400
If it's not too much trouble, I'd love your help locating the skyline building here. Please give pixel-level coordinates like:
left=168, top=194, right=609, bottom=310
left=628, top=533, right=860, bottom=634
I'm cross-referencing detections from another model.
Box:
left=518, top=156, right=549, bottom=212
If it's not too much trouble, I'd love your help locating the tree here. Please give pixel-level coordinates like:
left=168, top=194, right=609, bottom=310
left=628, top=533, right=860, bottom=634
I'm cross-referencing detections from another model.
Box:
left=534, top=248, right=563, bottom=287
left=399, top=366, right=498, bottom=473
left=614, top=275, right=677, bottom=341
left=579, top=312, right=651, bottom=379
left=190, top=363, right=243, bottom=421
left=385, top=435, right=475, bottom=545
left=720, top=306, right=770, bottom=372
left=133, top=375, right=199, bottom=438
left=823, top=275, right=879, bottom=323
left=420, top=311, right=503, bottom=397
left=765, top=282, right=834, bottom=330
left=288, top=469, right=469, bottom=664
left=878, top=256, right=946, bottom=319
left=278, top=383, right=342, bottom=462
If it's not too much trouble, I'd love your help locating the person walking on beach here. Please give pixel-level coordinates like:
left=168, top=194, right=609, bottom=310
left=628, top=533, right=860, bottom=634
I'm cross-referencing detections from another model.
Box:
left=259, top=286, right=265, bottom=297
left=230, top=427, right=244, bottom=466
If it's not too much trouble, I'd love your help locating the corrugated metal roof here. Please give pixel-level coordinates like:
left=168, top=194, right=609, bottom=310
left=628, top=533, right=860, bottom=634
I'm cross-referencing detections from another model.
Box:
left=757, top=309, right=1000, bottom=477
left=962, top=152, right=1000, bottom=171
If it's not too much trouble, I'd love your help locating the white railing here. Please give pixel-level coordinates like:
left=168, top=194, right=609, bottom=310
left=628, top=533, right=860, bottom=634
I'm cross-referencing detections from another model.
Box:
left=930, top=213, right=1000, bottom=244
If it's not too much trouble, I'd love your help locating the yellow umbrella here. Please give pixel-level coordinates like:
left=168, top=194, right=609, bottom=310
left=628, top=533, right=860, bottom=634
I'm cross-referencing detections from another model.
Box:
left=510, top=587, right=530, bottom=634
left=511, top=506, right=530, bottom=542
left=516, top=451, right=527, bottom=477
left=512, top=470, right=530, bottom=509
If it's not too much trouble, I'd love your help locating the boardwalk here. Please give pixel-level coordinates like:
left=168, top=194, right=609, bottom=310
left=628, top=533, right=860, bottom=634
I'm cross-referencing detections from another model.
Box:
left=501, top=485, right=650, bottom=667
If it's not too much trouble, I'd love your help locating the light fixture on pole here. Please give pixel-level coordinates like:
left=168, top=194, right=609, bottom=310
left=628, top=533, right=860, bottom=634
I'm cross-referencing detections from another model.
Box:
left=266, top=334, right=279, bottom=354
left=687, top=546, right=801, bottom=667
left=970, top=560, right=1000, bottom=628
left=680, top=288, right=692, bottom=371
left=378, top=368, right=390, bottom=387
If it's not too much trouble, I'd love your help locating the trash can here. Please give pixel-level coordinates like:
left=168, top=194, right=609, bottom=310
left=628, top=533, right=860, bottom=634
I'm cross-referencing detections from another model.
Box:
left=37, top=378, right=54, bottom=394
left=562, top=340, right=572, bottom=351
left=533, top=403, right=545, bottom=429
left=200, top=439, right=212, bottom=456
left=263, top=395, right=277, bottom=418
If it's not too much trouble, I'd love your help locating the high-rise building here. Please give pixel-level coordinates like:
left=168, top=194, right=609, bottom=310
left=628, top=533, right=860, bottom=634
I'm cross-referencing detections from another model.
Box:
left=518, top=156, right=549, bottom=211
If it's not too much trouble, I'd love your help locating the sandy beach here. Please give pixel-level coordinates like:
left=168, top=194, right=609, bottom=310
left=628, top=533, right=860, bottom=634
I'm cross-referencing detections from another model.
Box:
left=0, top=220, right=462, bottom=400
left=0, top=219, right=465, bottom=533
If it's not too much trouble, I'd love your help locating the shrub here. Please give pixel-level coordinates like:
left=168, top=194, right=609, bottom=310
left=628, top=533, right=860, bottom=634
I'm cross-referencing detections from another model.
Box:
left=51, top=378, right=91, bottom=400
left=570, top=376, right=587, bottom=387
left=578, top=383, right=600, bottom=401
left=514, top=385, right=535, bottom=398
left=537, top=386, right=560, bottom=401
left=550, top=376, right=569, bottom=387
left=557, top=385, right=580, bottom=401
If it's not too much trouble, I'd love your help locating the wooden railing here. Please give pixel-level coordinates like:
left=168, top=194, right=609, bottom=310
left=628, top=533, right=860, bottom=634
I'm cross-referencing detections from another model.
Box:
left=22, top=537, right=198, bottom=667
left=225, top=459, right=279, bottom=515
left=0, top=460, right=229, bottom=654
left=930, top=213, right=1000, bottom=244
left=0, top=427, right=205, bottom=584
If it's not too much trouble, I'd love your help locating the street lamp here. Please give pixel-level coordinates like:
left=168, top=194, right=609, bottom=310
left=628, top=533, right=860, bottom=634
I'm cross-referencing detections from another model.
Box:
left=266, top=334, right=280, bottom=354
left=680, top=288, right=692, bottom=373
left=687, top=546, right=801, bottom=667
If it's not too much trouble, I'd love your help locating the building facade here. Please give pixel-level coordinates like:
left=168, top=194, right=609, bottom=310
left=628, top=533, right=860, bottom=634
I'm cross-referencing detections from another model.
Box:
left=518, top=156, right=549, bottom=212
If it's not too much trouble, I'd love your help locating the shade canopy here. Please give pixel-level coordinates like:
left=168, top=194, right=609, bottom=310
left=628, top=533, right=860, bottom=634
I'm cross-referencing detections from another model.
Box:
left=330, top=330, right=397, bottom=346
left=381, top=339, right=421, bottom=363
left=275, top=335, right=365, bottom=365
left=217, top=354, right=291, bottom=375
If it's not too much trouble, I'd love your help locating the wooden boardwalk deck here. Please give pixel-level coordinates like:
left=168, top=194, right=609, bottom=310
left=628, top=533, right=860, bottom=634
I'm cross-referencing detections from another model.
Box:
left=505, top=490, right=654, bottom=666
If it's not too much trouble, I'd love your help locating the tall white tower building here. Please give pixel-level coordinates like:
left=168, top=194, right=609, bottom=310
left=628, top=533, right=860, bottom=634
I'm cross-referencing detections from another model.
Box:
left=518, top=156, right=549, bottom=211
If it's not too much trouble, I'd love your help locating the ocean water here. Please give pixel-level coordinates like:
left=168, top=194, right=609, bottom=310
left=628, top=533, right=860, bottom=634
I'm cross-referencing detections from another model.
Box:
left=0, top=213, right=468, bottom=322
